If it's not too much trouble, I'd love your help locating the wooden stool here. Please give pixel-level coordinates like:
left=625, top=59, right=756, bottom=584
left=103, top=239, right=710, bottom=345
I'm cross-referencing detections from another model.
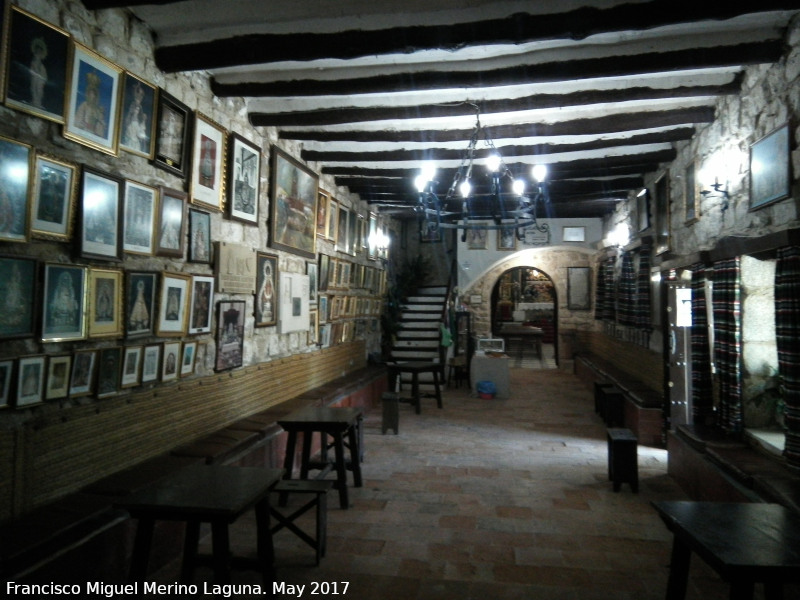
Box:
left=607, top=428, right=638, bottom=493
left=270, top=479, right=333, bottom=565
left=381, top=392, right=400, bottom=434
left=598, top=385, right=625, bottom=427
left=594, top=381, right=614, bottom=416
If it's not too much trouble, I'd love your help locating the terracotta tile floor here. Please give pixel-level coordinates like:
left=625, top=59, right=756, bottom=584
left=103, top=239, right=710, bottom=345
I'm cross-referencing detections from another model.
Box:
left=151, top=367, right=791, bottom=599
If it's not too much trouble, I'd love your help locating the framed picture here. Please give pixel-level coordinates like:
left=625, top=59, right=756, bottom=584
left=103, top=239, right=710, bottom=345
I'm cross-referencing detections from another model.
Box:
left=64, top=41, right=122, bottom=155
left=497, top=225, right=516, bottom=250
left=96, top=347, right=121, bottom=398
left=180, top=340, right=197, bottom=377
left=188, top=275, right=214, bottom=334
left=45, top=355, right=71, bottom=400
left=567, top=266, right=591, bottom=310
left=368, top=213, right=378, bottom=259
left=465, top=224, right=487, bottom=249
left=190, top=111, right=227, bottom=211
left=4, top=6, right=70, bottom=123
left=69, top=349, right=97, bottom=397
left=215, top=300, right=245, bottom=371
left=327, top=198, right=338, bottom=244
left=684, top=161, right=699, bottom=223
left=307, top=261, right=318, bottom=304
left=156, top=186, right=187, bottom=258
left=120, top=346, right=142, bottom=388
left=562, top=226, right=586, bottom=242
left=118, top=72, right=157, bottom=158
left=188, top=208, right=212, bottom=263
left=308, top=310, right=319, bottom=346
left=80, top=166, right=122, bottom=261
left=347, top=210, right=358, bottom=256
left=88, top=267, right=123, bottom=339
left=319, top=295, right=328, bottom=323
left=336, top=204, right=349, bottom=254
left=161, top=341, right=180, bottom=382
left=316, top=189, right=330, bottom=238
left=0, top=135, right=33, bottom=243
left=269, top=145, right=318, bottom=259
left=750, top=123, right=791, bottom=211
left=255, top=252, right=278, bottom=327
left=122, top=180, right=157, bottom=255
left=228, top=132, right=260, bottom=224
left=141, top=343, right=161, bottom=383
left=125, top=271, right=157, bottom=338
left=0, top=256, right=37, bottom=339
left=319, top=254, right=330, bottom=292
left=637, top=188, right=650, bottom=232
left=0, top=360, right=13, bottom=409
left=419, top=219, right=442, bottom=243
left=157, top=272, right=191, bottom=336
left=16, top=355, right=45, bottom=407
left=42, top=263, right=88, bottom=342
left=654, top=172, right=670, bottom=255
left=153, top=89, right=191, bottom=178
left=31, top=154, right=78, bottom=241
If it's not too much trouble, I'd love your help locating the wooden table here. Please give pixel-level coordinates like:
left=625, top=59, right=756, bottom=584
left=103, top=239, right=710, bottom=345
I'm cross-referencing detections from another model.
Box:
left=652, top=501, right=800, bottom=600
left=387, top=361, right=443, bottom=414
left=118, top=464, right=283, bottom=588
left=499, top=324, right=543, bottom=360
left=278, top=406, right=363, bottom=509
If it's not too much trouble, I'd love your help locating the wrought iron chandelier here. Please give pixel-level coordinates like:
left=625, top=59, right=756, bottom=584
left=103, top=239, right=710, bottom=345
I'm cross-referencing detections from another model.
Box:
left=413, top=104, right=550, bottom=241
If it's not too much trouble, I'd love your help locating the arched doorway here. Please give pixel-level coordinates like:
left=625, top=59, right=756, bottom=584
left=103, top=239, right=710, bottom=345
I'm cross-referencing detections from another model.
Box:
left=491, top=266, right=558, bottom=368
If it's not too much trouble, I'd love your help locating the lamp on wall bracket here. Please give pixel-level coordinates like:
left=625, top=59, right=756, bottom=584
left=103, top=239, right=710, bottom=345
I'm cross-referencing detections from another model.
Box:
left=413, top=103, right=550, bottom=242
left=700, top=177, right=730, bottom=214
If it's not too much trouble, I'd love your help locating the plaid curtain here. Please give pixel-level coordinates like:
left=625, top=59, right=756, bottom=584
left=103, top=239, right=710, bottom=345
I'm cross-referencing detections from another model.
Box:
left=712, top=258, right=742, bottom=433
left=635, top=246, right=652, bottom=329
left=775, top=247, right=800, bottom=469
left=618, top=252, right=636, bottom=326
left=595, top=256, right=616, bottom=321
left=691, top=264, right=714, bottom=423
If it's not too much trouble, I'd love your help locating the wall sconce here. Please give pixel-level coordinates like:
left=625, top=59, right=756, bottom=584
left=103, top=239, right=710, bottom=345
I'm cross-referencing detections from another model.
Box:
left=700, top=177, right=730, bottom=215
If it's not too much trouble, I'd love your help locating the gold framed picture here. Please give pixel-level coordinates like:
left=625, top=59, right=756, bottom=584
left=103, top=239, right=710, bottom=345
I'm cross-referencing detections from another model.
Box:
left=88, top=267, right=123, bottom=339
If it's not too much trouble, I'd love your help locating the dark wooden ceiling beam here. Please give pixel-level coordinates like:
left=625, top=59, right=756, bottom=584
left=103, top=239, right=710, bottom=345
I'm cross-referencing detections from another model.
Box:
left=213, top=41, right=780, bottom=97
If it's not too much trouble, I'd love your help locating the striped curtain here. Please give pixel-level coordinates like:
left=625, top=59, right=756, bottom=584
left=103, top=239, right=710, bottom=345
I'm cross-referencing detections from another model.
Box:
left=691, top=264, right=714, bottom=423
left=618, top=252, right=636, bottom=326
left=775, top=247, right=800, bottom=469
left=712, top=258, right=743, bottom=434
left=635, top=246, right=652, bottom=329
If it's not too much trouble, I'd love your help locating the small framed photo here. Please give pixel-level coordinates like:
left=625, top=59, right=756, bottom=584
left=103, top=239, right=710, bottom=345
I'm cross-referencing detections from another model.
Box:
left=44, top=354, right=71, bottom=401
left=269, top=145, right=318, bottom=259
left=0, top=135, right=33, bottom=243
left=562, top=226, right=586, bottom=242
left=307, top=261, right=318, bottom=304
left=750, top=123, right=791, bottom=211
left=161, top=341, right=181, bottom=382
left=188, top=275, right=214, bottom=334
left=190, top=111, right=227, bottom=212
left=336, top=205, right=349, bottom=254
left=367, top=213, right=378, bottom=259
left=120, top=345, right=142, bottom=388
left=255, top=252, right=278, bottom=327
left=4, top=6, right=71, bottom=123
left=188, top=208, right=212, bottom=263
left=125, top=271, right=157, bottom=338
left=228, top=132, right=260, bottom=224
left=318, top=295, right=328, bottom=323
left=157, top=272, right=191, bottom=336
left=153, top=89, right=191, bottom=178
left=69, top=349, right=97, bottom=397
left=419, top=219, right=442, bottom=243
left=88, top=267, right=123, bottom=339
left=16, top=355, right=45, bottom=408
left=327, top=199, right=339, bottom=244
left=180, top=340, right=197, bottom=377
left=96, top=346, right=121, bottom=398
left=0, top=360, right=13, bottom=409
left=318, top=254, right=330, bottom=292
left=80, top=166, right=123, bottom=261
left=42, top=263, right=88, bottom=342
left=316, top=189, right=330, bottom=238
left=215, top=300, right=245, bottom=371
left=118, top=72, right=157, bottom=158
left=31, top=154, right=78, bottom=241
left=156, top=186, right=187, bottom=258
left=497, top=225, right=516, bottom=250
left=308, top=310, right=319, bottom=346
left=465, top=224, right=488, bottom=249
left=141, top=343, right=161, bottom=383
left=0, top=256, right=38, bottom=340
left=64, top=41, right=122, bottom=156
left=123, top=179, right=158, bottom=255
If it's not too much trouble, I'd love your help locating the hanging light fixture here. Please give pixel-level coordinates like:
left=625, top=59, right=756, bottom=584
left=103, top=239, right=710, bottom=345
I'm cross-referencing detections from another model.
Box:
left=414, top=104, right=550, bottom=241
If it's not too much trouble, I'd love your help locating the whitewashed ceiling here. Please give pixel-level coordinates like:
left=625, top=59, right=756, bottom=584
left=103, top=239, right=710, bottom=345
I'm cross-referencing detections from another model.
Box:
left=84, top=0, right=800, bottom=219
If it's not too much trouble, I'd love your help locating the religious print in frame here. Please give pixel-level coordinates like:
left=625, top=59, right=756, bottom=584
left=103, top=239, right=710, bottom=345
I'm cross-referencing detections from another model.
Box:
left=16, top=355, right=45, bottom=408
left=153, top=89, right=191, bottom=178
left=4, top=6, right=70, bottom=123
left=316, top=189, right=330, bottom=238
left=188, top=208, right=212, bottom=263
left=87, top=267, right=123, bottom=339
left=180, top=340, right=197, bottom=377
left=140, top=343, right=161, bottom=383
left=64, top=42, right=122, bottom=156
left=156, top=186, right=186, bottom=258
left=269, top=145, right=318, bottom=259
left=31, top=153, right=78, bottom=241
left=69, top=349, right=97, bottom=397
left=123, top=179, right=157, bottom=255
left=254, top=252, right=277, bottom=327
left=227, top=132, right=260, bottom=224
left=307, top=261, right=318, bottom=304
left=161, top=341, right=180, bottom=382
left=0, top=256, right=37, bottom=340
left=327, top=198, right=338, bottom=243
left=45, top=354, right=71, bottom=400
left=0, top=360, right=13, bottom=409
left=0, top=135, right=33, bottom=243
left=80, top=167, right=122, bottom=261
left=188, top=275, right=214, bottom=335
left=126, top=271, right=157, bottom=339
left=215, top=300, right=246, bottom=371
left=156, top=272, right=191, bottom=337
left=465, top=223, right=488, bottom=249
left=118, top=71, right=157, bottom=159
left=190, top=111, right=227, bottom=212
left=336, top=204, right=349, bottom=254
left=42, top=263, right=88, bottom=342
left=96, top=346, right=121, bottom=398
left=120, top=346, right=142, bottom=388
left=750, top=123, right=791, bottom=211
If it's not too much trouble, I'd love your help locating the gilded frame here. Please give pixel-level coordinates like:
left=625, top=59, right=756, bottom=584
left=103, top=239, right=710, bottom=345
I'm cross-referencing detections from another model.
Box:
left=190, top=111, right=227, bottom=212
left=31, top=153, right=78, bottom=241
left=269, top=145, right=318, bottom=259
left=88, top=267, right=123, bottom=339
left=42, top=263, right=88, bottom=342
